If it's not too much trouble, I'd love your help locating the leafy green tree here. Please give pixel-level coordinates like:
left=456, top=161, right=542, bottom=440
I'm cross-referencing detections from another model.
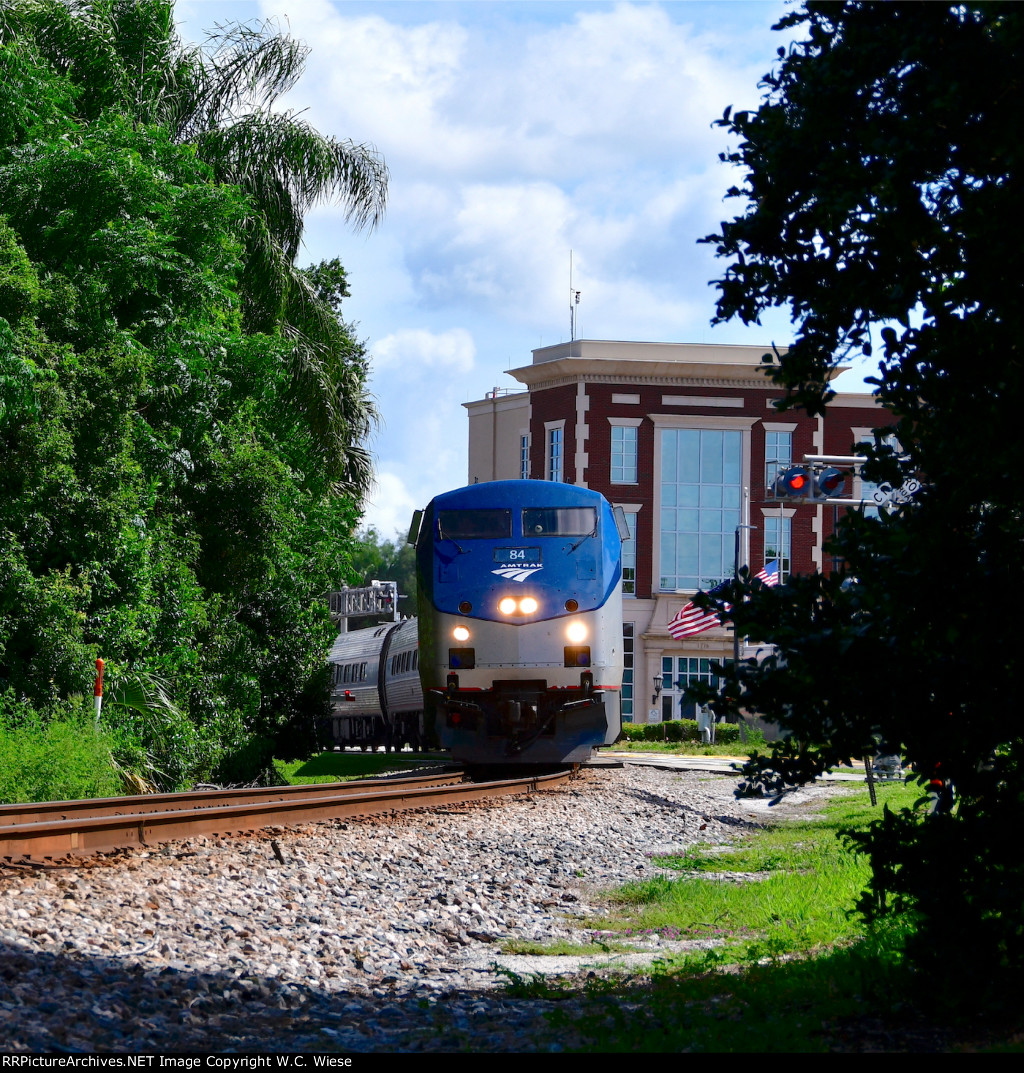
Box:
left=1, top=0, right=386, bottom=495
left=699, top=1, right=1024, bottom=998
left=0, top=1, right=383, bottom=790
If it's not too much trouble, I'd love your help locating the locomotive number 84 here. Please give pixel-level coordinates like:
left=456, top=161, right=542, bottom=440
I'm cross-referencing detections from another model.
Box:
left=413, top=480, right=627, bottom=764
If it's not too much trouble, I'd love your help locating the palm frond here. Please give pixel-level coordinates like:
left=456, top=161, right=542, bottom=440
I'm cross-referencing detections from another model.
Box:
left=106, top=669, right=183, bottom=726
left=199, top=112, right=387, bottom=255
left=181, top=18, right=309, bottom=134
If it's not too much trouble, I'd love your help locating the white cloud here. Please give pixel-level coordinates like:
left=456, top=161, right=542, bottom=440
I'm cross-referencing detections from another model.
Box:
left=243, top=1, right=780, bottom=348
left=371, top=328, right=476, bottom=373
left=264, top=1, right=770, bottom=184
left=361, top=470, right=421, bottom=539
left=205, top=0, right=806, bottom=519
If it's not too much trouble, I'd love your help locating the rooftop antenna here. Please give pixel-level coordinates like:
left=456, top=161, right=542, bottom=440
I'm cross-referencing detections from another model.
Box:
left=569, top=250, right=581, bottom=347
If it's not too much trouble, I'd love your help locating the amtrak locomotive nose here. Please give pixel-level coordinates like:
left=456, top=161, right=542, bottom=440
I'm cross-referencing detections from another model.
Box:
left=413, top=480, right=625, bottom=765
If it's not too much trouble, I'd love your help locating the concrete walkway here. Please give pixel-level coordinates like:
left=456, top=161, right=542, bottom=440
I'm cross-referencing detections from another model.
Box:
left=595, top=750, right=874, bottom=782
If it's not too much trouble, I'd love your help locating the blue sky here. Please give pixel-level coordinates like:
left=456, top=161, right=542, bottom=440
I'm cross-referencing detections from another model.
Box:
left=175, top=1, right=867, bottom=534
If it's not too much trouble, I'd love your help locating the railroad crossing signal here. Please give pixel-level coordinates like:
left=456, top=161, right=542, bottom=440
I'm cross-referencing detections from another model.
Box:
left=768, top=455, right=922, bottom=509
left=770, top=465, right=849, bottom=502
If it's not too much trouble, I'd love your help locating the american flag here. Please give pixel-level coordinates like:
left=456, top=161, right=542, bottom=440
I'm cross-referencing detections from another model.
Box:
left=667, top=580, right=731, bottom=639
left=755, top=560, right=780, bottom=587
left=668, top=564, right=780, bottom=639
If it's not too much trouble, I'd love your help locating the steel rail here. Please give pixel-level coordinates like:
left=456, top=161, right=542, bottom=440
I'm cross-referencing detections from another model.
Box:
left=0, top=770, right=463, bottom=826
left=0, top=770, right=571, bottom=863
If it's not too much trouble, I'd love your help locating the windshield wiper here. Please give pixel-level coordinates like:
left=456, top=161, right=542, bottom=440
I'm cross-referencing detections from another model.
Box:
left=565, top=524, right=598, bottom=554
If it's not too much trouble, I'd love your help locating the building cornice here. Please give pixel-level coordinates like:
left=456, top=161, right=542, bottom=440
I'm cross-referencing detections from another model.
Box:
left=510, top=365, right=777, bottom=392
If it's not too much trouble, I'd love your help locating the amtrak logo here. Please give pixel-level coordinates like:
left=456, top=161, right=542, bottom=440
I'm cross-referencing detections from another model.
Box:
left=491, top=565, right=543, bottom=582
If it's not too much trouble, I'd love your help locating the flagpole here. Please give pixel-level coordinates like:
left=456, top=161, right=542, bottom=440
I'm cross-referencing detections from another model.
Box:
left=733, top=520, right=757, bottom=665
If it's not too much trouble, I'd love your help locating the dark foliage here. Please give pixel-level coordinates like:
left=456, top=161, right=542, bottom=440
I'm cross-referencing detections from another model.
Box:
left=696, top=1, right=1024, bottom=1000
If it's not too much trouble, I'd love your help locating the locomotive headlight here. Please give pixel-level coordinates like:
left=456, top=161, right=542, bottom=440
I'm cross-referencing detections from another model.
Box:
left=498, top=597, right=518, bottom=615
left=566, top=620, right=588, bottom=643
left=452, top=625, right=470, bottom=642
left=519, top=597, right=539, bottom=615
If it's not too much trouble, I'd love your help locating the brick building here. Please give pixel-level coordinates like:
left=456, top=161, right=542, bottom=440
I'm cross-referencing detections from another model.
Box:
left=465, top=340, right=893, bottom=724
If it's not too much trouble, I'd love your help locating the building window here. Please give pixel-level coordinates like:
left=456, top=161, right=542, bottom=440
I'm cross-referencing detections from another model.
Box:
left=619, top=509, right=637, bottom=595
left=763, top=514, right=791, bottom=580
left=765, top=430, right=792, bottom=490
left=546, top=425, right=563, bottom=482
left=610, top=425, right=638, bottom=484
left=520, top=434, right=530, bottom=479
left=659, top=428, right=741, bottom=590
left=621, top=623, right=634, bottom=721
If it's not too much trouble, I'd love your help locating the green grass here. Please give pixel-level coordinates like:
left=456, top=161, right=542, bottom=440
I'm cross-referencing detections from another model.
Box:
left=273, top=750, right=447, bottom=783
left=597, top=782, right=916, bottom=964
left=501, top=937, right=637, bottom=956
left=492, top=779, right=1008, bottom=1051
left=534, top=937, right=925, bottom=1052
left=607, top=741, right=752, bottom=757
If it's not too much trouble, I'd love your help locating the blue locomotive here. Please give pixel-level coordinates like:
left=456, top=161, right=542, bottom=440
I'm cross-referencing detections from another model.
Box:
left=411, top=480, right=626, bottom=764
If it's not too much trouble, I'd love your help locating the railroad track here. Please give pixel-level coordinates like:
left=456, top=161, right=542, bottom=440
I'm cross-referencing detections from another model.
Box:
left=0, top=768, right=573, bottom=863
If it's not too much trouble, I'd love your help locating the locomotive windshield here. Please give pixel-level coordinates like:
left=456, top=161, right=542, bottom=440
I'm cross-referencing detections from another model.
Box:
left=438, top=509, right=512, bottom=540
left=521, top=507, right=596, bottom=536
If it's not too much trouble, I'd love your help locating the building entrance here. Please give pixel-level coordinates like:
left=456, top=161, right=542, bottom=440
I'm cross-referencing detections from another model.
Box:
left=660, top=655, right=732, bottom=721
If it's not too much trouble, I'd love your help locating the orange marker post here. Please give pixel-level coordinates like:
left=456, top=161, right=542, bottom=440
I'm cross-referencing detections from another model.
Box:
left=94, top=658, right=105, bottom=724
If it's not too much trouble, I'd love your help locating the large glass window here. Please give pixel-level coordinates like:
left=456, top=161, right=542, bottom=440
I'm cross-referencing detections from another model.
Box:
left=611, top=425, right=638, bottom=484
left=438, top=509, right=511, bottom=540
left=520, top=435, right=530, bottom=479
left=763, top=514, right=791, bottom=580
left=765, top=430, right=792, bottom=490
left=547, top=426, right=563, bottom=482
left=659, top=428, right=741, bottom=590
left=621, top=623, right=634, bottom=721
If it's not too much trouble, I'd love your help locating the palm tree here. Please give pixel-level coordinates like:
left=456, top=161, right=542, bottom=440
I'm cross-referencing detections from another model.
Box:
left=2, top=0, right=386, bottom=495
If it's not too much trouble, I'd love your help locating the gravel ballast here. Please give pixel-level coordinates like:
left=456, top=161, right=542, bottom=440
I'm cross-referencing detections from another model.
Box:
left=0, top=764, right=838, bottom=1052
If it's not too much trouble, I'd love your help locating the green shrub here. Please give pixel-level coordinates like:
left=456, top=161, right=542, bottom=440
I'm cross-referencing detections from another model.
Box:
left=741, top=723, right=767, bottom=749
left=663, top=720, right=683, bottom=742
left=0, top=693, right=121, bottom=803
left=618, top=718, right=744, bottom=746
left=716, top=723, right=740, bottom=744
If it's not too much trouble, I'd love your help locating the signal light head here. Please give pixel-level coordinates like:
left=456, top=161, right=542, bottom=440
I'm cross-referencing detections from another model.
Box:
left=815, top=467, right=847, bottom=498
left=775, top=466, right=810, bottom=497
